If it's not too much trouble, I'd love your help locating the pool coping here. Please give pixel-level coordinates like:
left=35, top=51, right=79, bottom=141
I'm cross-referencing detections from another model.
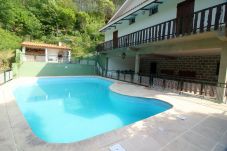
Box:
left=1, top=76, right=227, bottom=151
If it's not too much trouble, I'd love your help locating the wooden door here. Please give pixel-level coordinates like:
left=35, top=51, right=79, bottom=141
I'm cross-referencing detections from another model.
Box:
left=176, top=0, right=195, bottom=35
left=113, top=31, right=118, bottom=49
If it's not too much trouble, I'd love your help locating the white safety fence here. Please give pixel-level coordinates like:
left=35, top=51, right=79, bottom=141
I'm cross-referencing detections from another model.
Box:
left=0, top=70, right=13, bottom=85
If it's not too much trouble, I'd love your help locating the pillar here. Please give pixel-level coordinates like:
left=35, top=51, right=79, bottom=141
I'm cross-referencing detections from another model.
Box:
left=68, top=50, right=71, bottom=62
left=22, top=46, right=26, bottom=61
left=105, top=57, right=109, bottom=76
left=22, top=46, right=26, bottom=54
left=135, top=54, right=140, bottom=74
left=45, top=48, right=48, bottom=62
left=217, top=47, right=227, bottom=103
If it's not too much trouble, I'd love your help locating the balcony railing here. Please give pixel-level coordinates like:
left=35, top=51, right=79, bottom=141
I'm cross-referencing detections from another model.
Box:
left=97, top=2, right=227, bottom=52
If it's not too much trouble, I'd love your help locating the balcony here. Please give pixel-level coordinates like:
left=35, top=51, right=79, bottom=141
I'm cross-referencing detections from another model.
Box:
left=97, top=2, right=227, bottom=52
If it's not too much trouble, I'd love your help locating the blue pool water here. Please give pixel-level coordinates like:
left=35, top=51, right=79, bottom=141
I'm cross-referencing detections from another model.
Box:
left=13, top=77, right=172, bottom=143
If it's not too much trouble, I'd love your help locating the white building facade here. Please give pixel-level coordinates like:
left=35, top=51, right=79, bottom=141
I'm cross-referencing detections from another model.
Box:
left=98, top=0, right=227, bottom=103
left=21, top=42, right=71, bottom=63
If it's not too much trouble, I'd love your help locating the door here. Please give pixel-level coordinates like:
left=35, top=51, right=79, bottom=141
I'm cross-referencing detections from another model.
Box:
left=113, top=31, right=118, bottom=49
left=150, top=62, right=157, bottom=75
left=176, top=0, right=195, bottom=35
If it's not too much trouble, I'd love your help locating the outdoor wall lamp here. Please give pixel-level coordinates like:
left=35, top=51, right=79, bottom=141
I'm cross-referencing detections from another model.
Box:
left=121, top=52, right=126, bottom=59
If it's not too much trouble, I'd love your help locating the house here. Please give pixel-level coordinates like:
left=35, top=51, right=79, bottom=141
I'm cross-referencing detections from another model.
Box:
left=97, top=0, right=227, bottom=103
left=21, top=42, right=71, bottom=63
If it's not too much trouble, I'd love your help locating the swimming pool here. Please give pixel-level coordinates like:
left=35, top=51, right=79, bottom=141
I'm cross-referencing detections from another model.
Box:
left=13, top=77, right=172, bottom=143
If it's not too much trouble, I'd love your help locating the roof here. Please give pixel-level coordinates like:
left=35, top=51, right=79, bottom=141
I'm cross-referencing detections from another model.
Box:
left=21, top=42, right=71, bottom=50
left=100, top=0, right=156, bottom=32
left=108, top=0, right=148, bottom=23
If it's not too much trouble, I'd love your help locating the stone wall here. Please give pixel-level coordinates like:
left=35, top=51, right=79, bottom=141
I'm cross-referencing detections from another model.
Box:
left=140, top=55, right=220, bottom=82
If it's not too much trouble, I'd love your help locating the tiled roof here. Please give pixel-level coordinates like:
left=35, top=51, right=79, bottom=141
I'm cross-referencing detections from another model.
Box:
left=21, top=42, right=71, bottom=50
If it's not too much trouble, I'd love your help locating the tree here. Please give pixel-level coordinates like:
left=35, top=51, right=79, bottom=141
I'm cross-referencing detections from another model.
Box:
left=0, top=0, right=123, bottom=67
left=97, top=0, right=115, bottom=23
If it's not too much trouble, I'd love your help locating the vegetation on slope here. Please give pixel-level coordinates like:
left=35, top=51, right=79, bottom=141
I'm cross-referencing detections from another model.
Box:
left=0, top=0, right=125, bottom=69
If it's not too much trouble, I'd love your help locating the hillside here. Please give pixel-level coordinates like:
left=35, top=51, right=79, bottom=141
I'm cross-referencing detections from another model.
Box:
left=0, top=0, right=125, bottom=69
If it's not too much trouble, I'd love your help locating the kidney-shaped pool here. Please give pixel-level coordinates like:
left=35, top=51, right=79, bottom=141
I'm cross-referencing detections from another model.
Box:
left=13, top=77, right=172, bottom=143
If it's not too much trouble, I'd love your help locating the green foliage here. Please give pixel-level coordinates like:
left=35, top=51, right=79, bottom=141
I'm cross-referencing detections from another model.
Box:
left=97, top=0, right=115, bottom=23
left=0, top=0, right=42, bottom=38
left=0, top=28, right=21, bottom=51
left=0, top=0, right=124, bottom=68
left=0, top=28, right=21, bottom=70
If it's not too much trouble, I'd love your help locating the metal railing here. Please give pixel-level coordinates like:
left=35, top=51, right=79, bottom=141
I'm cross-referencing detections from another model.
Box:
left=0, top=69, right=13, bottom=85
left=96, top=64, right=227, bottom=101
left=23, top=54, right=97, bottom=65
left=97, top=2, right=227, bottom=52
left=24, top=54, right=71, bottom=63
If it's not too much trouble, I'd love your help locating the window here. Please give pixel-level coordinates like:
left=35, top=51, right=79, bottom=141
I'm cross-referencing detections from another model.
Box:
left=129, top=18, right=135, bottom=25
left=149, top=5, right=159, bottom=16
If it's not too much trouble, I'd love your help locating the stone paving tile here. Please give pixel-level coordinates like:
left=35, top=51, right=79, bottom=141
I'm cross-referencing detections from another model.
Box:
left=192, top=116, right=227, bottom=143
left=180, top=130, right=216, bottom=151
left=192, top=124, right=224, bottom=142
left=213, top=144, right=227, bottom=151
left=119, top=135, right=162, bottom=151
left=161, top=136, right=205, bottom=151
left=200, top=116, right=227, bottom=134
left=0, top=144, right=16, bottom=151
left=219, top=131, right=227, bottom=146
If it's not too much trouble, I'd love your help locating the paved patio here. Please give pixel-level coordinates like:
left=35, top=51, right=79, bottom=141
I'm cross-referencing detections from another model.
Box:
left=0, top=77, right=227, bottom=151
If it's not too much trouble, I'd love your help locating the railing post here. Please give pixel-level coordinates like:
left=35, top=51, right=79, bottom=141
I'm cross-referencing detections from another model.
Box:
left=149, top=74, right=154, bottom=87
left=4, top=71, right=6, bottom=83
left=158, top=24, right=162, bottom=40
left=172, top=19, right=176, bottom=38
left=163, top=79, right=166, bottom=89
left=167, top=21, right=171, bottom=39
left=214, top=5, right=222, bottom=30
left=131, top=73, right=134, bottom=83
left=139, top=76, right=142, bottom=85
left=200, top=11, right=205, bottom=33
left=162, top=22, right=166, bottom=40
left=178, top=80, right=184, bottom=93
left=207, top=8, right=213, bottom=31
left=193, top=12, right=198, bottom=34
left=200, top=83, right=205, bottom=95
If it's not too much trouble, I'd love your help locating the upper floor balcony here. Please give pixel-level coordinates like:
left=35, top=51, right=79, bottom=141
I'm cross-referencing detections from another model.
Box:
left=97, top=2, right=227, bottom=52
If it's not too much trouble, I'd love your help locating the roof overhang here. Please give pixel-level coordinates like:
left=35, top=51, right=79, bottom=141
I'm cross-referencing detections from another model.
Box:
left=21, top=42, right=71, bottom=50
left=99, top=0, right=163, bottom=32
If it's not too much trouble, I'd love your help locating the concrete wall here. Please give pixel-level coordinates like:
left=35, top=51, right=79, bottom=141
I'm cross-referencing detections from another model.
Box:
left=140, top=55, right=220, bottom=81
left=104, top=0, right=226, bottom=41
left=108, top=57, right=135, bottom=71
left=17, top=62, right=96, bottom=77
